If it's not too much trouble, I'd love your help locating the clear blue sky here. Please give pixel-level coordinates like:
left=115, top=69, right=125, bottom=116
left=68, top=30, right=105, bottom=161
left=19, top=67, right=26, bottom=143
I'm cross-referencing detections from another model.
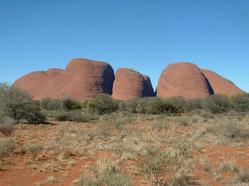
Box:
left=0, top=0, right=248, bottom=92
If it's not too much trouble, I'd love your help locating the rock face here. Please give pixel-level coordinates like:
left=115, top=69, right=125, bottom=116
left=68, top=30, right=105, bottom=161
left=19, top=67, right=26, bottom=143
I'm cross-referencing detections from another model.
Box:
left=112, top=68, right=154, bottom=100
left=13, top=58, right=115, bottom=101
left=157, top=62, right=213, bottom=99
left=201, top=69, right=244, bottom=96
left=14, top=59, right=244, bottom=101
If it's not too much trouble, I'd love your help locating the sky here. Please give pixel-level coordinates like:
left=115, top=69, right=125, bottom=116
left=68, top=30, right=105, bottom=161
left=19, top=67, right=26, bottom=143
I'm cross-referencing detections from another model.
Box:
left=0, top=0, right=248, bottom=92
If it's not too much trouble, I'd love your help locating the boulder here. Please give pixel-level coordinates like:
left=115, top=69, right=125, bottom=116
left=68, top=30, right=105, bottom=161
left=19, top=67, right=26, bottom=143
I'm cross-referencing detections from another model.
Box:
left=112, top=68, right=154, bottom=100
left=157, top=62, right=213, bottom=99
left=13, top=58, right=115, bottom=101
left=201, top=69, right=244, bottom=96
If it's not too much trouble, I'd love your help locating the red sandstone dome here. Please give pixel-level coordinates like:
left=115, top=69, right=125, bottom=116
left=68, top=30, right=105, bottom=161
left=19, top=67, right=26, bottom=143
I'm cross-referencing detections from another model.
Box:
left=13, top=58, right=115, bottom=101
left=112, top=68, right=154, bottom=100
left=157, top=62, right=213, bottom=99
left=201, top=69, right=244, bottom=96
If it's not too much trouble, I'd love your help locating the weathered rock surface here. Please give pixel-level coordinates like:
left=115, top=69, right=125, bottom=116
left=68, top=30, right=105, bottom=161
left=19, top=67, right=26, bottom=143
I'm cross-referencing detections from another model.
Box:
left=112, top=68, right=154, bottom=100
left=13, top=58, right=114, bottom=101
left=14, top=59, right=244, bottom=101
left=157, top=62, right=213, bottom=99
left=201, top=69, right=244, bottom=96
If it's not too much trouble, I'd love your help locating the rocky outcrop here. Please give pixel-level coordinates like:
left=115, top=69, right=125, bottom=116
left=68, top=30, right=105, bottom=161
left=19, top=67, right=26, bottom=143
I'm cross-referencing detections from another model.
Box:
left=13, top=58, right=244, bottom=101
left=112, top=68, right=154, bottom=100
left=13, top=58, right=115, bottom=101
left=157, top=62, right=213, bottom=99
left=201, top=69, right=244, bottom=96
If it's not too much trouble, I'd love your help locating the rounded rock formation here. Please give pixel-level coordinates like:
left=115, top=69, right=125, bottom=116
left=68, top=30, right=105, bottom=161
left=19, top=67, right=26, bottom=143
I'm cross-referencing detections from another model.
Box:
left=112, top=68, right=154, bottom=100
left=201, top=69, right=244, bottom=96
left=157, top=62, right=213, bottom=99
left=14, top=58, right=115, bottom=101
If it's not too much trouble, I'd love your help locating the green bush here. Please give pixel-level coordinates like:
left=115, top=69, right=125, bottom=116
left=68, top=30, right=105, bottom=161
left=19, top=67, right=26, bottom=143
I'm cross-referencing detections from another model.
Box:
left=202, top=95, right=232, bottom=113
left=87, top=94, right=118, bottom=115
left=0, top=139, right=15, bottom=159
left=135, top=98, right=154, bottom=114
left=147, top=97, right=185, bottom=114
left=139, top=150, right=173, bottom=185
left=25, top=109, right=47, bottom=124
left=0, top=117, right=15, bottom=136
left=120, top=98, right=150, bottom=114
left=184, top=98, right=203, bottom=112
left=206, top=120, right=249, bottom=143
left=120, top=99, right=137, bottom=113
left=17, top=100, right=47, bottom=124
left=55, top=111, right=96, bottom=122
left=0, top=83, right=46, bottom=124
left=232, top=93, right=249, bottom=112
left=41, top=98, right=63, bottom=111
left=62, top=98, right=81, bottom=111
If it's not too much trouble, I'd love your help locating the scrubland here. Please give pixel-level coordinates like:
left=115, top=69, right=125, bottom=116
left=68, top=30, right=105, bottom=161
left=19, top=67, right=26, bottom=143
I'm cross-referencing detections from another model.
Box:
left=1, top=83, right=249, bottom=186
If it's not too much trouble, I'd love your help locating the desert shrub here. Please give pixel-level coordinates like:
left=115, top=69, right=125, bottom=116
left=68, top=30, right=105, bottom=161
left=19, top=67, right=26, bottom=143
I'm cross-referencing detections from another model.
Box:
left=152, top=122, right=169, bottom=131
left=169, top=173, right=192, bottom=186
left=99, top=112, right=136, bottom=130
left=132, top=98, right=147, bottom=114
left=22, top=101, right=47, bottom=124
left=198, top=110, right=214, bottom=119
left=0, top=117, right=15, bottom=136
left=87, top=94, right=118, bottom=115
left=25, top=144, right=43, bottom=159
left=219, top=161, right=238, bottom=173
left=172, top=137, right=193, bottom=161
left=117, top=101, right=126, bottom=112
left=80, top=158, right=131, bottom=186
left=237, top=168, right=249, bottom=183
left=206, top=120, right=249, bottom=143
left=120, top=99, right=137, bottom=113
left=56, top=111, right=96, bottom=122
left=190, top=114, right=203, bottom=123
left=139, top=150, right=174, bottom=185
left=120, top=98, right=151, bottom=114
left=26, top=110, right=47, bottom=124
left=41, top=98, right=63, bottom=111
left=184, top=98, right=203, bottom=112
left=232, top=93, right=249, bottom=112
left=0, top=84, right=32, bottom=122
left=147, top=97, right=185, bottom=115
left=62, top=98, right=81, bottom=111
left=202, top=95, right=232, bottom=113
left=0, top=83, right=46, bottom=123
left=0, top=139, right=15, bottom=159
left=176, top=116, right=191, bottom=126
left=0, top=124, right=14, bottom=136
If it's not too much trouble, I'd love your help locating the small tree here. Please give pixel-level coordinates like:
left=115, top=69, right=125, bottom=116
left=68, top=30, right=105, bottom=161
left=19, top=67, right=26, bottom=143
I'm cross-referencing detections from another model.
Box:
left=87, top=94, right=118, bottom=115
left=62, top=98, right=81, bottom=111
left=202, top=95, right=232, bottom=113
left=147, top=97, right=185, bottom=114
left=0, top=83, right=46, bottom=124
left=232, top=93, right=249, bottom=112
left=41, top=98, right=63, bottom=111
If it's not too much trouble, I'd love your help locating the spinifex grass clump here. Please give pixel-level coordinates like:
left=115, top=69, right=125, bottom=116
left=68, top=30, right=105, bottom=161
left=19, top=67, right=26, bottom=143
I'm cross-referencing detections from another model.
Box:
left=0, top=116, right=15, bottom=136
left=0, top=139, right=15, bottom=159
left=80, top=158, right=131, bottom=186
